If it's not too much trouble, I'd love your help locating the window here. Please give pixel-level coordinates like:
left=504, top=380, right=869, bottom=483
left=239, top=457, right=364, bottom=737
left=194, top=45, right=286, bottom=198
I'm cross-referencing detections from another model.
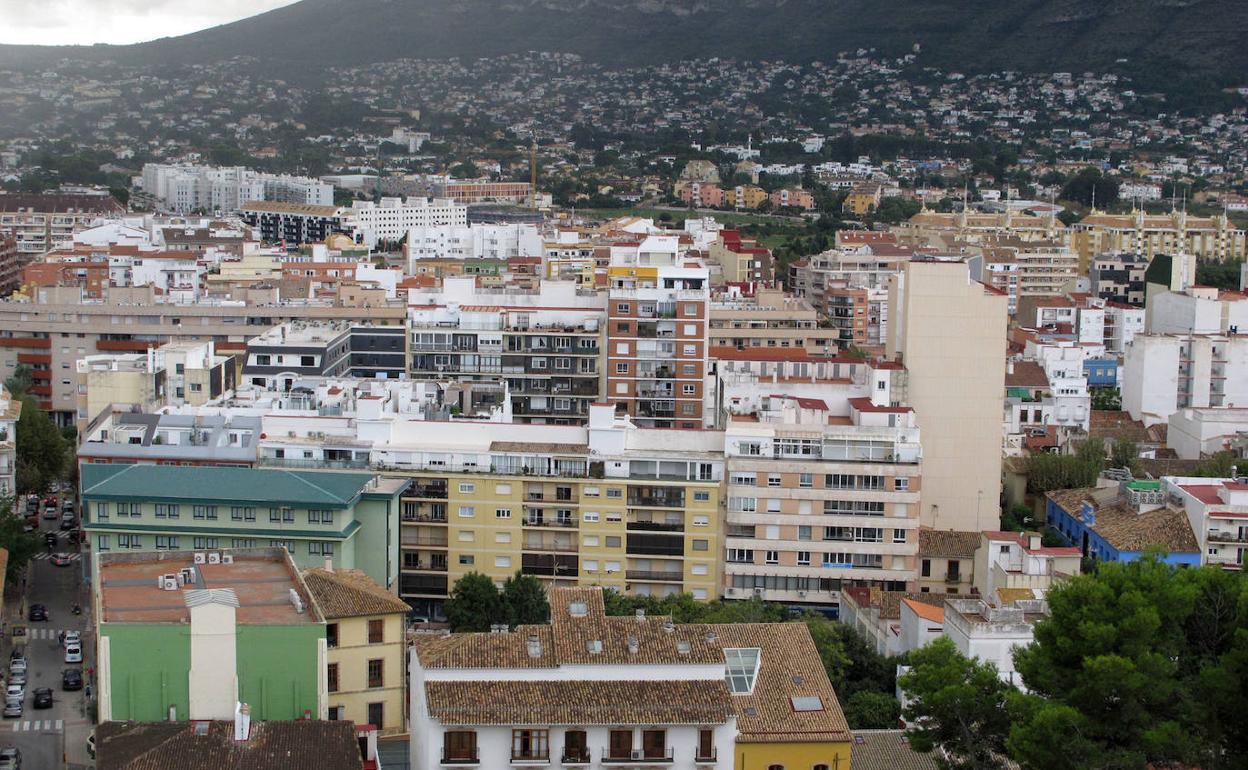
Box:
left=797, top=551, right=811, bottom=566
left=232, top=538, right=255, bottom=548
left=642, top=729, right=667, bottom=760
left=609, top=730, right=632, bottom=761
left=155, top=504, right=169, bottom=518
left=725, top=647, right=761, bottom=693
left=582, top=511, right=599, bottom=523
left=327, top=663, right=339, bottom=692
left=697, top=729, right=715, bottom=762
left=893, top=529, right=907, bottom=543
left=799, top=473, right=813, bottom=488
left=193, top=505, right=216, bottom=520
left=921, top=559, right=931, bottom=577
left=693, top=539, right=709, bottom=551
left=895, top=477, right=909, bottom=491
left=93, top=502, right=109, bottom=521
left=326, top=623, right=339, bottom=648
left=765, top=550, right=779, bottom=565
left=459, top=483, right=475, bottom=493
left=368, top=702, right=384, bottom=730
left=458, top=506, right=475, bottom=518
left=605, top=536, right=621, bottom=548
left=565, top=730, right=589, bottom=763
left=511, top=729, right=549, bottom=761
left=694, top=491, right=710, bottom=502
left=192, top=537, right=219, bottom=549
left=458, top=555, right=475, bottom=566
left=231, top=506, right=255, bottom=521
left=768, top=474, right=782, bottom=487
left=606, top=489, right=622, bottom=498
left=97, top=535, right=110, bottom=551
left=798, top=526, right=812, bottom=541
left=731, top=472, right=757, bottom=486
left=495, top=508, right=511, bottom=519
left=728, top=497, right=757, bottom=513
left=616, top=362, right=629, bottom=374
left=309, top=542, right=335, bottom=556
left=682, top=383, right=696, bottom=395
left=495, top=556, right=512, bottom=568
left=368, top=619, right=384, bottom=644
left=444, top=731, right=477, bottom=762
left=727, top=548, right=753, bottom=563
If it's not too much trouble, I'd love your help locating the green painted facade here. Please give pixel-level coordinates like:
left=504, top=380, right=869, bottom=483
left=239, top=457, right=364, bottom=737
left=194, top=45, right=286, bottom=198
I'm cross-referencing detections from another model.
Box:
left=81, top=464, right=402, bottom=589
left=102, top=621, right=323, bottom=721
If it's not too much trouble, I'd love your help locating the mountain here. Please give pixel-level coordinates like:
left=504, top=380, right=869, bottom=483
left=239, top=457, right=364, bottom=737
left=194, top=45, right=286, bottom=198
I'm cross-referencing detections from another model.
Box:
left=1, top=0, right=1244, bottom=87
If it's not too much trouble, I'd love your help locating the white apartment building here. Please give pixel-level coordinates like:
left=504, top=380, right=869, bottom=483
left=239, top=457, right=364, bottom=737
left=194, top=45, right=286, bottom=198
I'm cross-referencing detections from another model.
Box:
left=343, top=197, right=468, bottom=248
left=943, top=596, right=1050, bottom=687
left=1149, top=287, right=1248, bottom=336
left=0, top=389, right=20, bottom=497
left=718, top=354, right=922, bottom=609
left=1004, top=341, right=1093, bottom=441
left=1168, top=407, right=1248, bottom=460
left=972, top=531, right=1081, bottom=601
left=1122, top=334, right=1248, bottom=427
left=1166, top=476, right=1248, bottom=571
left=404, top=222, right=538, bottom=265
left=141, top=164, right=333, bottom=214
left=409, top=586, right=852, bottom=770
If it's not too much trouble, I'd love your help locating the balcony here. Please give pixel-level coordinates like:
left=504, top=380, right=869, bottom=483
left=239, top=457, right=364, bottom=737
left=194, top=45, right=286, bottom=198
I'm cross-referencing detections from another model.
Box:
left=1209, top=532, right=1248, bottom=544
left=945, top=573, right=962, bottom=583
left=409, top=484, right=449, bottom=500
left=400, top=535, right=449, bottom=547
left=602, top=748, right=674, bottom=764
left=625, top=570, right=683, bottom=583
left=510, top=752, right=550, bottom=766
left=561, top=747, right=592, bottom=766
left=523, top=515, right=578, bottom=529
left=404, top=560, right=449, bottom=573
left=441, top=748, right=480, bottom=766
left=626, top=520, right=684, bottom=533
left=695, top=749, right=718, bottom=765
left=627, top=493, right=685, bottom=509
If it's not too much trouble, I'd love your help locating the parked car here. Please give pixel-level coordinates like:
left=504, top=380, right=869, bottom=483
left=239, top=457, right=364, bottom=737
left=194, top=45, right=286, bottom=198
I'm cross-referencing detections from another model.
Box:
left=59, top=514, right=76, bottom=531
left=1, top=701, right=19, bottom=720
left=0, top=746, right=21, bottom=770
left=43, top=532, right=57, bottom=549
left=7, top=660, right=24, bottom=677
left=64, top=643, right=82, bottom=664
left=61, top=669, right=82, bottom=691
left=61, top=500, right=74, bottom=514
left=30, top=690, right=51, bottom=710
left=5, top=684, right=23, bottom=702
left=50, top=554, right=73, bottom=568
left=8, top=650, right=23, bottom=664
left=27, top=605, right=47, bottom=622
left=24, top=497, right=38, bottom=515
left=6, top=673, right=23, bottom=689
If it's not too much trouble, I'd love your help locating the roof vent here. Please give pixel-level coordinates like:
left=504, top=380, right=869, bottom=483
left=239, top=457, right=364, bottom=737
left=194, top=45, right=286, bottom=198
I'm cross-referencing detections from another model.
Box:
left=662, top=620, right=675, bottom=633
left=676, top=640, right=691, bottom=654
left=792, top=675, right=803, bottom=686
left=526, top=634, right=542, bottom=658
left=705, top=631, right=718, bottom=643
left=627, top=635, right=639, bottom=654
left=744, top=706, right=758, bottom=717
left=635, top=608, right=646, bottom=620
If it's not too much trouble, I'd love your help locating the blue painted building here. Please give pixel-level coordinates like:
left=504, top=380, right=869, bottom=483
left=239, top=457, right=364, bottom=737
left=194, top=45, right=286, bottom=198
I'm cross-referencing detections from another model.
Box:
left=1045, top=481, right=1201, bottom=566
left=1083, top=357, right=1119, bottom=388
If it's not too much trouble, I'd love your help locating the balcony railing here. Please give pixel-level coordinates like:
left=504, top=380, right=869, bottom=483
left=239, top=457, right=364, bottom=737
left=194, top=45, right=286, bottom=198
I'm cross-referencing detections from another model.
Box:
left=627, top=495, right=685, bottom=509
left=561, top=747, right=592, bottom=765
left=409, top=485, right=449, bottom=499
left=602, top=748, right=674, bottom=764
left=626, top=521, right=684, bottom=533
left=625, top=570, right=683, bottom=583
left=695, top=748, right=718, bottom=765
left=510, top=751, right=550, bottom=765
left=1209, top=532, right=1248, bottom=544
left=402, top=511, right=448, bottom=524
left=441, top=748, right=480, bottom=766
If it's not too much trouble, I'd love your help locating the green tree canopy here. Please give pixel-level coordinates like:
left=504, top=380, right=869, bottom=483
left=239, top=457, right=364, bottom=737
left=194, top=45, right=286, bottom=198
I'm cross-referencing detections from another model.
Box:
left=1010, top=558, right=1248, bottom=769
left=899, top=636, right=1014, bottom=769
left=0, top=500, right=40, bottom=579
left=443, top=572, right=505, bottom=632
left=502, top=572, right=550, bottom=628
left=15, top=396, right=68, bottom=495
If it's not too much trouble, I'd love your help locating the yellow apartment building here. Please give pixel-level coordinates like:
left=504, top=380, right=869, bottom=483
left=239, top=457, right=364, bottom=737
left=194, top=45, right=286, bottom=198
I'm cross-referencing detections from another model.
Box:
left=303, top=567, right=410, bottom=734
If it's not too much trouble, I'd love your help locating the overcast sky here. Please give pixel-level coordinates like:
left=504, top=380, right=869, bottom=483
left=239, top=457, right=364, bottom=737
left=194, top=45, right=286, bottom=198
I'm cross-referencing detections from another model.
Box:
left=0, top=0, right=299, bottom=46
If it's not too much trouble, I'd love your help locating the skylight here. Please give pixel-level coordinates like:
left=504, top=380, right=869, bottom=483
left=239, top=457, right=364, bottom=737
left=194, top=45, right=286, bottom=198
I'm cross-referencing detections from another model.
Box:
left=790, top=696, right=824, bottom=712
left=586, top=639, right=603, bottom=653
left=569, top=601, right=588, bottom=617
left=724, top=647, right=761, bottom=694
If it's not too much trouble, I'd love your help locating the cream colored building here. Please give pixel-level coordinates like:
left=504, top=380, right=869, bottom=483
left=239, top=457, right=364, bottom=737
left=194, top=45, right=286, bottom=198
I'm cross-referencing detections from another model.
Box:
left=75, top=341, right=234, bottom=427
left=708, top=288, right=839, bottom=354
left=1073, top=210, right=1246, bottom=268
left=0, top=388, right=20, bottom=497
left=898, top=208, right=1065, bottom=248
left=303, top=567, right=409, bottom=734
left=888, top=260, right=1008, bottom=531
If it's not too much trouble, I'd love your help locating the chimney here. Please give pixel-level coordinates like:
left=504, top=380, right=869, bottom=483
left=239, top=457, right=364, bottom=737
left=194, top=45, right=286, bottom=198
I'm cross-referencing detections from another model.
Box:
left=627, top=635, right=639, bottom=654
left=234, top=702, right=251, bottom=742
left=526, top=634, right=542, bottom=658
left=1028, top=534, right=1042, bottom=550
left=634, top=608, right=646, bottom=621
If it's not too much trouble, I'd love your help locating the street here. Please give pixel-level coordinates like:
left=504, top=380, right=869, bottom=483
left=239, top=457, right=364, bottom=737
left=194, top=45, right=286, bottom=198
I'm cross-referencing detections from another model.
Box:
left=2, top=513, right=92, bottom=770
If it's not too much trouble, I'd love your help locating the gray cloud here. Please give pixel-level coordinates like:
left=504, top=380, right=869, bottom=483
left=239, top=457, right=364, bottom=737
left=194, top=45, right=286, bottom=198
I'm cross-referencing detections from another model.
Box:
left=0, top=0, right=298, bottom=45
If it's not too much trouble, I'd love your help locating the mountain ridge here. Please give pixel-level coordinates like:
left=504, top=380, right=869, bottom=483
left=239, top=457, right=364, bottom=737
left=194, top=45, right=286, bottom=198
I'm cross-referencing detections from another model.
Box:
left=0, top=0, right=1242, bottom=88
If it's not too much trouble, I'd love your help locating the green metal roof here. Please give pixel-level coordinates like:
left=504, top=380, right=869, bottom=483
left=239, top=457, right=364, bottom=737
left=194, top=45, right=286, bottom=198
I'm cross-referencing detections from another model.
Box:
left=1126, top=480, right=1162, bottom=491
left=81, top=464, right=376, bottom=508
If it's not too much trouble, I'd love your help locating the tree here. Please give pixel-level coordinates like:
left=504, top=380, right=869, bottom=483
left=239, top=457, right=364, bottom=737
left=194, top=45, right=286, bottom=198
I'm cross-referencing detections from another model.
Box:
left=4, top=364, right=32, bottom=398
left=1010, top=558, right=1248, bottom=769
left=1196, top=258, right=1245, bottom=291
left=443, top=572, right=504, bottom=632
left=449, top=161, right=479, bottom=179
left=1195, top=450, right=1239, bottom=478
left=0, top=500, right=40, bottom=579
left=15, top=396, right=68, bottom=495
left=502, top=572, right=550, bottom=627
left=1109, top=438, right=1139, bottom=473
left=1090, top=387, right=1121, bottom=411
left=1060, top=168, right=1119, bottom=208
left=899, top=637, right=1014, bottom=769
left=843, top=690, right=901, bottom=729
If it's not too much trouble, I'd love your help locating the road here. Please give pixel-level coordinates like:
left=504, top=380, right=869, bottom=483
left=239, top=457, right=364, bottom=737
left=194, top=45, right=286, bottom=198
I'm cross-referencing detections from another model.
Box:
left=1, top=514, right=92, bottom=769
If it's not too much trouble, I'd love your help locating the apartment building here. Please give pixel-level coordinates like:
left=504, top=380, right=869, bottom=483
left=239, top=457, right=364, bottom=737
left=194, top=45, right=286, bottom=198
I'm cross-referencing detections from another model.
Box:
left=916, top=529, right=979, bottom=595
left=242, top=322, right=408, bottom=389
left=1121, top=334, right=1248, bottom=427
left=303, top=567, right=410, bottom=734
left=80, top=463, right=408, bottom=588
left=789, top=246, right=912, bottom=347
left=0, top=229, right=17, bottom=295
left=342, top=197, right=467, bottom=248
left=0, top=191, right=126, bottom=255
left=898, top=208, right=1065, bottom=249
left=1090, top=252, right=1148, bottom=305
left=141, top=164, right=333, bottom=213
left=241, top=202, right=346, bottom=245
left=404, top=223, right=541, bottom=266
left=1045, top=481, right=1200, bottom=565
left=0, top=389, right=19, bottom=497
left=888, top=260, right=1008, bottom=531
left=439, top=180, right=532, bottom=205
left=75, top=340, right=235, bottom=423
left=1072, top=210, right=1246, bottom=265
left=1168, top=407, right=1248, bottom=460
left=707, top=288, right=838, bottom=354
left=707, top=229, right=774, bottom=284
left=606, top=238, right=711, bottom=429
left=79, top=412, right=261, bottom=467
left=0, top=292, right=406, bottom=423
left=944, top=596, right=1051, bottom=687
left=717, top=351, right=922, bottom=609
left=410, top=586, right=852, bottom=770
left=408, top=278, right=605, bottom=424
left=972, top=531, right=1081, bottom=600
left=94, top=547, right=326, bottom=722
left=1167, top=475, right=1248, bottom=571
left=1149, top=286, right=1248, bottom=336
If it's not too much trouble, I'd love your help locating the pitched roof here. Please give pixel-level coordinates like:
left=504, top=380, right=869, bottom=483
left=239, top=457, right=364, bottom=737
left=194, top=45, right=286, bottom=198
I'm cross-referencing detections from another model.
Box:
left=851, top=730, right=940, bottom=770
left=302, top=568, right=410, bottom=619
left=425, top=679, right=732, bottom=726
left=80, top=463, right=376, bottom=508
left=1005, top=360, right=1048, bottom=388
left=917, top=529, right=980, bottom=559
left=1046, top=488, right=1200, bottom=553
left=901, top=598, right=944, bottom=624
left=96, top=719, right=362, bottom=770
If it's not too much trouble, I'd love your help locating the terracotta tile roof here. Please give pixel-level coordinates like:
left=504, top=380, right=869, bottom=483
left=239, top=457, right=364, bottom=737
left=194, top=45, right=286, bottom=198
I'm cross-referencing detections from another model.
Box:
left=1088, top=411, right=1150, bottom=443
left=1005, top=361, right=1048, bottom=388
left=1046, top=489, right=1200, bottom=553
left=547, top=587, right=725, bottom=666
left=412, top=627, right=556, bottom=669
left=96, top=719, right=362, bottom=770
left=302, top=568, right=410, bottom=619
left=714, top=623, right=850, bottom=743
left=851, top=730, right=940, bottom=770
left=425, top=679, right=732, bottom=726
left=917, top=529, right=980, bottom=559
left=901, top=599, right=944, bottom=624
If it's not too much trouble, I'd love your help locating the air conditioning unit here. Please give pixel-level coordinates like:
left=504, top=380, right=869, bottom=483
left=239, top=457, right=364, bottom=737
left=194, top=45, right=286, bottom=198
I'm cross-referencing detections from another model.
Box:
left=221, top=554, right=234, bottom=565
left=193, top=552, right=207, bottom=564
left=179, top=568, right=194, bottom=585
left=158, top=574, right=178, bottom=591
left=208, top=552, right=222, bottom=564
left=753, top=587, right=764, bottom=596
left=798, top=590, right=807, bottom=598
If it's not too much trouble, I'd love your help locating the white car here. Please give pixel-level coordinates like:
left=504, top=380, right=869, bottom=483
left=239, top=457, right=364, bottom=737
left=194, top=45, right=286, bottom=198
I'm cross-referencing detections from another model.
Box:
left=63, top=644, right=82, bottom=664
left=4, top=685, right=22, bottom=703
left=8, top=660, right=25, bottom=676
left=60, top=631, right=80, bottom=649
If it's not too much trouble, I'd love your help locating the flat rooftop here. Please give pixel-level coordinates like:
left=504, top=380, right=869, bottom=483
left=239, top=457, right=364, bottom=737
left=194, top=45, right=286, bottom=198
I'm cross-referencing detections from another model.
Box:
left=98, top=549, right=320, bottom=625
